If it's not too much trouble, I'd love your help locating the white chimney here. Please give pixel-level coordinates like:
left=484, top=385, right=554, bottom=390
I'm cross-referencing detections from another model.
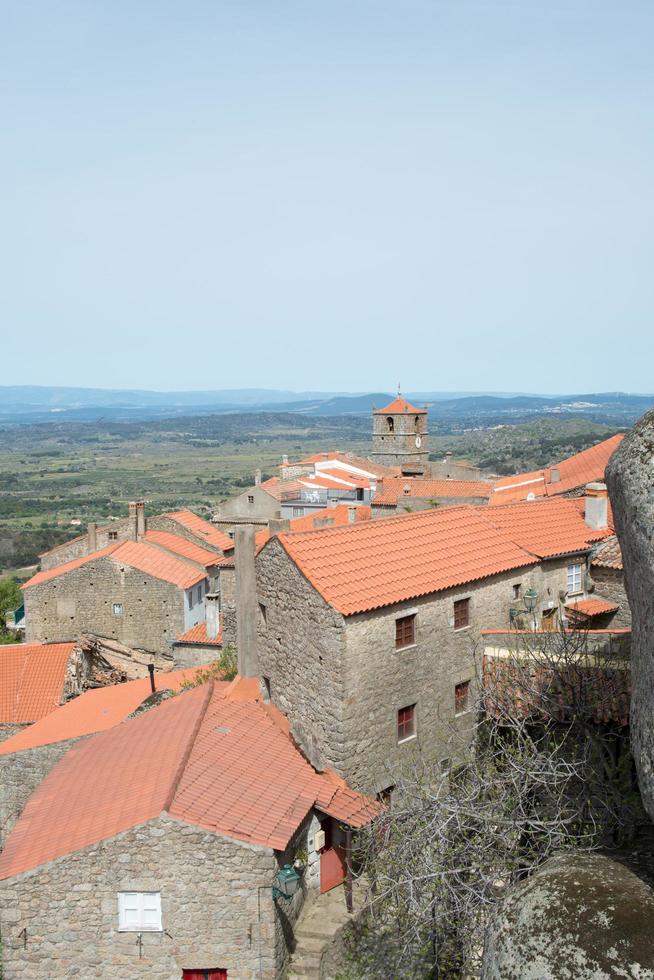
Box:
left=347, top=506, right=357, bottom=524
left=584, top=482, right=608, bottom=530
left=254, top=468, right=262, bottom=486
left=205, top=592, right=220, bottom=640
left=550, top=468, right=561, bottom=484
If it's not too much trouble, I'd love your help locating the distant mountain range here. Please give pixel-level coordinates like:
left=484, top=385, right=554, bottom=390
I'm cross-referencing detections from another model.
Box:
left=0, top=386, right=651, bottom=426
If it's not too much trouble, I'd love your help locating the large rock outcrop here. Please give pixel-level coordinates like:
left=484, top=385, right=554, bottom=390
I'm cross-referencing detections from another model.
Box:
left=481, top=853, right=654, bottom=979
left=606, top=410, right=654, bottom=820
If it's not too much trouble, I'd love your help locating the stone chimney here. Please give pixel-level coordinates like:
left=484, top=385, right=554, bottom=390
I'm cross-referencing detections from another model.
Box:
left=254, top=468, right=262, bottom=486
left=550, top=468, right=561, bottom=484
left=87, top=522, right=97, bottom=552
left=584, top=482, right=609, bottom=530
left=235, top=525, right=259, bottom=677
left=128, top=501, right=146, bottom=541
left=205, top=592, right=220, bottom=640
left=347, top=506, right=357, bottom=524
left=269, top=518, right=290, bottom=535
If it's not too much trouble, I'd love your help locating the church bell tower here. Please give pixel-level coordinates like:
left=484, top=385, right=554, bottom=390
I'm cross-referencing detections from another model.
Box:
left=371, top=388, right=429, bottom=473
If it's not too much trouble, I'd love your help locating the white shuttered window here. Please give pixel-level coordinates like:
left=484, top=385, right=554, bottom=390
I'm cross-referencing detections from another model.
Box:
left=118, top=892, right=162, bottom=931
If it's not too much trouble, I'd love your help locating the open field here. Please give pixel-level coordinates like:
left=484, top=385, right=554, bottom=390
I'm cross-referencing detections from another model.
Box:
left=0, top=412, right=623, bottom=575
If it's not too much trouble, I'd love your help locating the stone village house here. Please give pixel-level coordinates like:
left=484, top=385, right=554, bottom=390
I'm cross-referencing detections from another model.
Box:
left=0, top=678, right=379, bottom=980
left=251, top=488, right=625, bottom=798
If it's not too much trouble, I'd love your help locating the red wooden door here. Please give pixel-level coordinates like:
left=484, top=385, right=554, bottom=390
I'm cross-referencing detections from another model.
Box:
left=320, top=844, right=346, bottom=893
left=182, top=971, right=227, bottom=980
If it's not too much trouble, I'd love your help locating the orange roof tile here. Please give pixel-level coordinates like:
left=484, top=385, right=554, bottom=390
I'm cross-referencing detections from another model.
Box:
left=23, top=540, right=206, bottom=591
left=0, top=682, right=381, bottom=878
left=375, top=397, right=426, bottom=415
left=273, top=507, right=536, bottom=616
left=0, top=643, right=76, bottom=724
left=144, top=530, right=221, bottom=568
left=0, top=666, right=214, bottom=755
left=565, top=597, right=620, bottom=617
left=174, top=622, right=223, bottom=646
left=259, top=477, right=306, bottom=501
left=480, top=497, right=612, bottom=559
left=373, top=478, right=492, bottom=506
left=164, top=510, right=234, bottom=552
left=591, top=536, right=623, bottom=571
left=290, top=452, right=401, bottom=479
left=546, top=434, right=624, bottom=496
left=489, top=435, right=624, bottom=505
left=222, top=505, right=374, bottom=560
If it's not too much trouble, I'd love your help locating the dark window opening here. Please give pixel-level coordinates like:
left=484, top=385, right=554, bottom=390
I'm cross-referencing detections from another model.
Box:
left=377, top=784, right=395, bottom=806
left=387, top=417, right=394, bottom=432
left=395, top=614, right=415, bottom=649
left=262, top=676, right=271, bottom=702
left=108, top=530, right=118, bottom=541
left=455, top=680, right=470, bottom=715
left=247, top=495, right=254, bottom=504
left=397, top=704, right=416, bottom=742
left=453, top=598, right=470, bottom=630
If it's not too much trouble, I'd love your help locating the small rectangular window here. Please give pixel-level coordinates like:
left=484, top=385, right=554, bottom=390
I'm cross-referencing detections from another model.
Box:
left=293, top=507, right=303, bottom=517
left=397, top=704, right=416, bottom=742
left=108, top=530, right=118, bottom=541
left=188, top=592, right=193, bottom=610
left=197, top=585, right=202, bottom=604
left=112, top=603, right=123, bottom=617
left=512, top=583, right=521, bottom=600
left=118, top=891, right=162, bottom=932
left=455, top=680, right=470, bottom=715
left=395, top=614, right=415, bottom=649
left=259, top=602, right=267, bottom=625
left=453, top=598, right=470, bottom=630
left=567, top=563, right=582, bottom=595
left=262, top=676, right=271, bottom=702
left=247, top=495, right=254, bottom=504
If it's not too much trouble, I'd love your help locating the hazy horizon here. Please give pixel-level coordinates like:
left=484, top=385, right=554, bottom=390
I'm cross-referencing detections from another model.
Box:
left=3, top=1, right=653, bottom=392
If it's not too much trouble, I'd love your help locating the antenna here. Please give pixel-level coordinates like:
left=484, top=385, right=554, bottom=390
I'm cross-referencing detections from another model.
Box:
left=397, top=381, right=401, bottom=398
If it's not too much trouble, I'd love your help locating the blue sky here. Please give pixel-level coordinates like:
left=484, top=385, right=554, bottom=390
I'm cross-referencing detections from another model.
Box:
left=2, top=1, right=653, bottom=393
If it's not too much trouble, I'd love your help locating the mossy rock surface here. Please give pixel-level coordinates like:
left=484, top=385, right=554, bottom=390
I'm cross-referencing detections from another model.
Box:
left=481, top=853, right=654, bottom=980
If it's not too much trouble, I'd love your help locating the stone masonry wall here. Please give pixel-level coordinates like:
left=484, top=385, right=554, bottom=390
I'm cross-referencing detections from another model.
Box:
left=220, top=566, right=238, bottom=650
left=172, top=643, right=220, bottom=669
left=40, top=517, right=136, bottom=571
left=24, top=557, right=186, bottom=656
left=0, top=816, right=295, bottom=980
left=257, top=542, right=584, bottom=795
left=257, top=538, right=348, bottom=775
left=0, top=738, right=81, bottom=846
left=589, top=567, right=632, bottom=628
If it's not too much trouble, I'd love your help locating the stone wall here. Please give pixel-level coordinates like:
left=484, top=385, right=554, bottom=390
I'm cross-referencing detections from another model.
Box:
left=590, top=566, right=632, bottom=628
left=257, top=540, right=576, bottom=795
left=0, top=816, right=303, bottom=980
left=172, top=643, right=220, bottom=669
left=39, top=517, right=136, bottom=571
left=214, top=487, right=280, bottom=530
left=220, top=566, right=238, bottom=650
left=430, top=460, right=485, bottom=481
left=0, top=738, right=80, bottom=846
left=24, top=557, right=186, bottom=656
left=0, top=726, right=22, bottom=746
left=606, top=408, right=654, bottom=821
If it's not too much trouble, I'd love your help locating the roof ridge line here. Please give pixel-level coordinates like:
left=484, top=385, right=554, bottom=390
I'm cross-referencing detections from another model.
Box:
left=162, top=682, right=214, bottom=815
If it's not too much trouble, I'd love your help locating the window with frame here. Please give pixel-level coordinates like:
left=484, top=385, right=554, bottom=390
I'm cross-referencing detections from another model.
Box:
left=455, top=680, right=470, bottom=715
left=567, top=563, right=583, bottom=595
left=118, top=891, right=162, bottom=932
left=187, top=591, right=194, bottom=610
left=453, top=598, right=470, bottom=630
left=108, top=530, right=118, bottom=541
left=397, top=704, right=416, bottom=742
left=292, top=507, right=303, bottom=517
left=197, top=585, right=202, bottom=604
left=112, top=603, right=123, bottom=617
left=512, top=583, right=521, bottom=600
left=247, top=495, right=254, bottom=504
left=395, top=614, right=416, bottom=649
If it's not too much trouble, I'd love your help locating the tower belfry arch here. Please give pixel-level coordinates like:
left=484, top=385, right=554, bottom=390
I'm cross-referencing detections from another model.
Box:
left=371, top=391, right=429, bottom=474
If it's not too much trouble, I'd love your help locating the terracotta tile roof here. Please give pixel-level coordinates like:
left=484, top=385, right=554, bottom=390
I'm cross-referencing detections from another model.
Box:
left=0, top=666, right=213, bottom=755
left=490, top=435, right=625, bottom=505
left=291, top=452, right=401, bottom=478
left=591, top=536, right=623, bottom=571
left=259, top=477, right=306, bottom=502
left=0, top=682, right=381, bottom=878
left=565, top=597, right=620, bottom=617
left=174, top=623, right=223, bottom=646
left=222, top=505, right=374, bottom=560
left=375, top=397, right=426, bottom=415
left=547, top=434, right=624, bottom=496
left=274, top=507, right=536, bottom=616
left=22, top=543, right=121, bottom=588
left=481, top=497, right=612, bottom=560
left=144, top=530, right=221, bottom=568
left=0, top=643, right=76, bottom=724
left=373, top=478, right=492, bottom=506
left=164, top=510, right=234, bottom=552
left=23, top=541, right=206, bottom=591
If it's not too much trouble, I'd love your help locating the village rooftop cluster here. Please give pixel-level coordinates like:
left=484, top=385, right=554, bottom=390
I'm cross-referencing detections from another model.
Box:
left=0, top=396, right=630, bottom=978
